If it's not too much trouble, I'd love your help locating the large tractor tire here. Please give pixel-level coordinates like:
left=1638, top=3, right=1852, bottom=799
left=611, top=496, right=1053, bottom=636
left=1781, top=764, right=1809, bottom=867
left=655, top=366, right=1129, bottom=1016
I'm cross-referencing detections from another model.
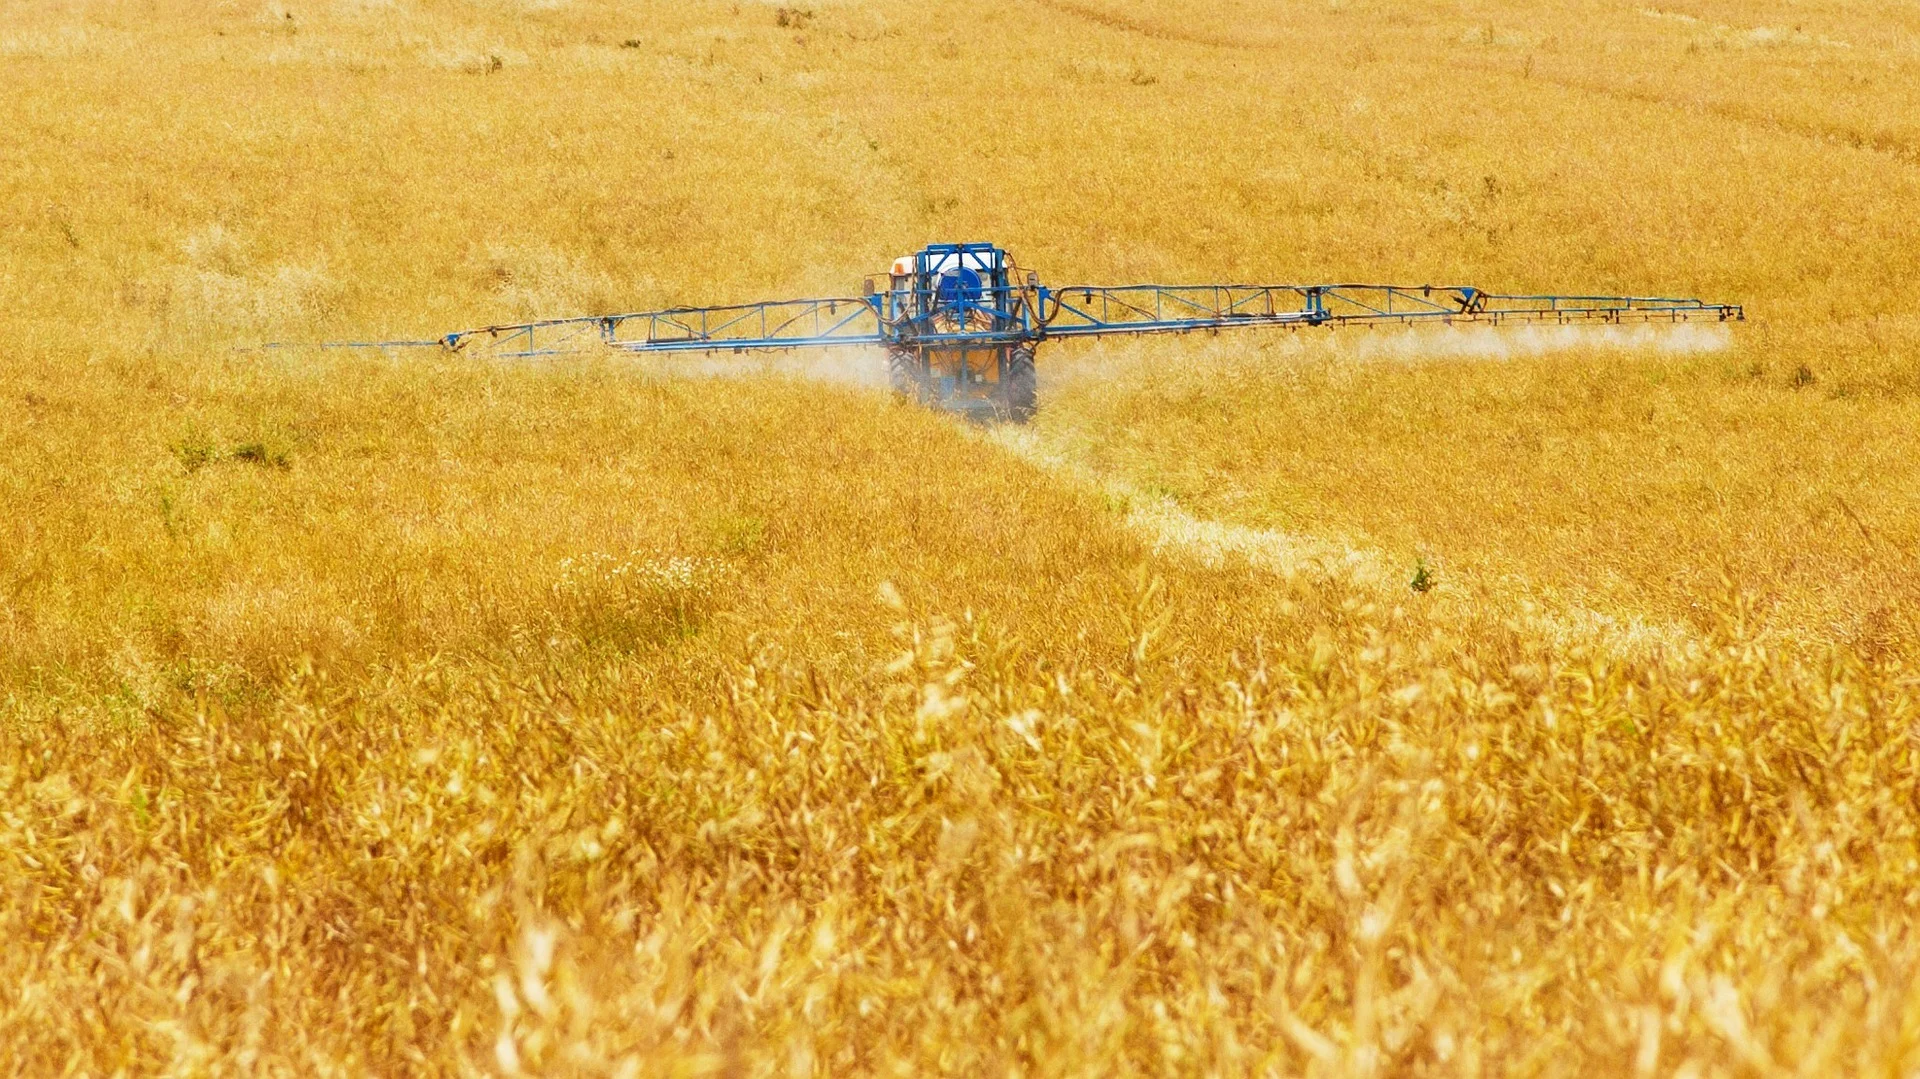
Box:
left=1003, top=346, right=1038, bottom=423
left=888, top=347, right=927, bottom=402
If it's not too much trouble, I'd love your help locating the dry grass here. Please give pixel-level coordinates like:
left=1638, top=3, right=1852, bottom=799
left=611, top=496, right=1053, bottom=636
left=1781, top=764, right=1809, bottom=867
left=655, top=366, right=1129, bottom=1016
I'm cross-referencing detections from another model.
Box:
left=4, top=0, right=1920, bottom=1074
left=1035, top=323, right=1920, bottom=653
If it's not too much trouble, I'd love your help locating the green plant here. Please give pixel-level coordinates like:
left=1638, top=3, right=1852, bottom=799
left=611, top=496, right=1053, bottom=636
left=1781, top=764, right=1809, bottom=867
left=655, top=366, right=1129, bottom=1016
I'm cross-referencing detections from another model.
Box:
left=170, top=434, right=217, bottom=473
left=1410, top=554, right=1435, bottom=593
left=230, top=441, right=291, bottom=469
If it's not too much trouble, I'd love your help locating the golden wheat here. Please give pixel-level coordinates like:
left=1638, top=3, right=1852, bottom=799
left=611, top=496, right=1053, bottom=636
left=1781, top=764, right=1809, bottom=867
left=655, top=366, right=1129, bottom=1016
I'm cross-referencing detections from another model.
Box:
left=4, top=0, right=1919, bottom=1074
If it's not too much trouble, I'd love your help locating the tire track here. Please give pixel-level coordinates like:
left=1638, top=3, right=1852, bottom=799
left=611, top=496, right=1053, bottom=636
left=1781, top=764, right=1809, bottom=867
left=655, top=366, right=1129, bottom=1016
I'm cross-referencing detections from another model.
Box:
left=1453, top=60, right=1920, bottom=169
left=1030, top=0, right=1920, bottom=169
left=1028, top=0, right=1277, bottom=51
left=985, top=425, right=1699, bottom=664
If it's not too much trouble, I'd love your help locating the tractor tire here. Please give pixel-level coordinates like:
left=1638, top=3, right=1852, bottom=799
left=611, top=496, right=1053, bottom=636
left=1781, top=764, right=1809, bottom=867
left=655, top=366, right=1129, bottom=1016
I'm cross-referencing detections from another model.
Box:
left=1004, top=346, right=1038, bottom=423
left=887, top=348, right=926, bottom=402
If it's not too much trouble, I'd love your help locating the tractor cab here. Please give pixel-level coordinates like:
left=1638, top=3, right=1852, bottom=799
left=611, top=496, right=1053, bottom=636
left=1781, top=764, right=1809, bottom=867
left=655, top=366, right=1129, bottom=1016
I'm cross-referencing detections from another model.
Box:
left=881, top=244, right=1020, bottom=327
left=873, top=243, right=1040, bottom=422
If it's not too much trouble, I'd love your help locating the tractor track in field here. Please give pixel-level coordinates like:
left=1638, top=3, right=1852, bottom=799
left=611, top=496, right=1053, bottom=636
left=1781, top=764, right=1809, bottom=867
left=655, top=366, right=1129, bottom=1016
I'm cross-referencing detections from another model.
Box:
left=1032, top=0, right=1920, bottom=170
left=1469, top=62, right=1920, bottom=169
left=986, top=425, right=1699, bottom=664
left=1029, top=0, right=1276, bottom=51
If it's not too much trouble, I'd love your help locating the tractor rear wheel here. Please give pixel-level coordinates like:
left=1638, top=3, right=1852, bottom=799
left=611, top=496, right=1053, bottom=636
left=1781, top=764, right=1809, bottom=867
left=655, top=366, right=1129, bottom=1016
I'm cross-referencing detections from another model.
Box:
left=1004, top=346, right=1038, bottom=423
left=888, top=348, right=926, bottom=402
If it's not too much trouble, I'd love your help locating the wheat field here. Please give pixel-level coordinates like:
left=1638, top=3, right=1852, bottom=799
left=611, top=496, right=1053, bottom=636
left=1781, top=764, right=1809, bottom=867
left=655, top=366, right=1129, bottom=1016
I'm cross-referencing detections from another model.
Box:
left=4, top=0, right=1920, bottom=1074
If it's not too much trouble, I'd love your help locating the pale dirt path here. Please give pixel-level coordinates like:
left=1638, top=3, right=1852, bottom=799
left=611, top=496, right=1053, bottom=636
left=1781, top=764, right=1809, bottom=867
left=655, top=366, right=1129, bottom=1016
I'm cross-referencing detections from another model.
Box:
left=984, top=424, right=1699, bottom=664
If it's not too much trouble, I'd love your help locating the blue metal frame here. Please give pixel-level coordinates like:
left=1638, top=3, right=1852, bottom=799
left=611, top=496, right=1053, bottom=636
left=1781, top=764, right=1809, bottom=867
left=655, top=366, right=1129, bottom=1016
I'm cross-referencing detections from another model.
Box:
left=440, top=297, right=886, bottom=358
left=285, top=243, right=1743, bottom=360
left=1035, top=282, right=1741, bottom=339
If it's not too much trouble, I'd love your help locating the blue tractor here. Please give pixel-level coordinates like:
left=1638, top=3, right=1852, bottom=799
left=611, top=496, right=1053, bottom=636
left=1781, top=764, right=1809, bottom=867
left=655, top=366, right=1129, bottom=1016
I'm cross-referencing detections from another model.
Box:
left=291, top=242, right=1745, bottom=422
left=874, top=243, right=1042, bottom=421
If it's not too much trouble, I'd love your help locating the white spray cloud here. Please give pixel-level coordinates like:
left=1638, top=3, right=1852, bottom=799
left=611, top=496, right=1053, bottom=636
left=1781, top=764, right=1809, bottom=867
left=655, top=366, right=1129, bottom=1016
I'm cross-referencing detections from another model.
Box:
left=601, top=322, right=1730, bottom=396
left=1344, top=321, right=1733, bottom=363
left=1040, top=321, right=1734, bottom=390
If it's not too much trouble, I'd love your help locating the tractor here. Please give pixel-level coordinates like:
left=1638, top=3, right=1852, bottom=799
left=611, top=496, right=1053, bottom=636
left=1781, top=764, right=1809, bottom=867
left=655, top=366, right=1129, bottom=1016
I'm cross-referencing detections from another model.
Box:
left=281, top=241, right=1745, bottom=423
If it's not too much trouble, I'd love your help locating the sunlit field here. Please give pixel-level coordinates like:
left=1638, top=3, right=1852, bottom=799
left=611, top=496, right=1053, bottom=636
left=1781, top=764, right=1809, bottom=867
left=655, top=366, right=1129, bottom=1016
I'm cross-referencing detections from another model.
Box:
left=5, top=0, right=1920, bottom=1073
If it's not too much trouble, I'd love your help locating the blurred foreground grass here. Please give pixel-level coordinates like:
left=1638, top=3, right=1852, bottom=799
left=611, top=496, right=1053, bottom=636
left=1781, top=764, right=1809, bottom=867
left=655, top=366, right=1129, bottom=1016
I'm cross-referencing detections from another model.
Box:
left=5, top=0, right=1920, bottom=1073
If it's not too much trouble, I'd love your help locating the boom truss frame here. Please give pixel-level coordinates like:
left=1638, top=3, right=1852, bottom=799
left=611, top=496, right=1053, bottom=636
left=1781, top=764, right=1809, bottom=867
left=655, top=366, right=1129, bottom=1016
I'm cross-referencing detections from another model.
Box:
left=433, top=282, right=1741, bottom=360
left=279, top=242, right=1742, bottom=360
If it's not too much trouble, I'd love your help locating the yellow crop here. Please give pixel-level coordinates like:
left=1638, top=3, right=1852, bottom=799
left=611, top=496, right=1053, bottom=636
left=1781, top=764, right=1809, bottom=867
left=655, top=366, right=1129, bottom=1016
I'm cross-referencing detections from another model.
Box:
left=4, top=1, right=1918, bottom=1074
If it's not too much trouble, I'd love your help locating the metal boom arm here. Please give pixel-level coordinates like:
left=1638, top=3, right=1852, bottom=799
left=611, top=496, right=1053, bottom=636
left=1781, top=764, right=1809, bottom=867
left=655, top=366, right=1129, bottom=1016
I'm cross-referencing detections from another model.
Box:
left=433, top=282, right=1739, bottom=359
left=261, top=242, right=1743, bottom=423
left=1037, top=283, right=1742, bottom=339
left=442, top=296, right=884, bottom=358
